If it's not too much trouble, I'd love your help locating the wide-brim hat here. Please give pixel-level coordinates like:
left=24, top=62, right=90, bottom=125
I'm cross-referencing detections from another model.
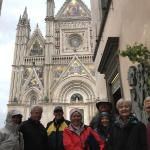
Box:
left=96, top=100, right=112, bottom=110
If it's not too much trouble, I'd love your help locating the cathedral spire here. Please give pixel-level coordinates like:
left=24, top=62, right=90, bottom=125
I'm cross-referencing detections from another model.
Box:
left=47, top=0, right=55, bottom=17
left=17, top=15, right=21, bottom=24
left=22, top=7, right=28, bottom=19
left=36, top=23, right=39, bottom=28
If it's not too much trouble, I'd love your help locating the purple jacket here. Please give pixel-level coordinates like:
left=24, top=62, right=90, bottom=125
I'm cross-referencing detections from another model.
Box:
left=147, top=119, right=150, bottom=150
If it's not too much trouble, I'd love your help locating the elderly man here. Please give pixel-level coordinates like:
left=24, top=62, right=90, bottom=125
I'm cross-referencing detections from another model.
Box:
left=144, top=97, right=150, bottom=150
left=0, top=110, right=23, bottom=150
left=20, top=106, right=48, bottom=150
left=46, top=106, right=70, bottom=150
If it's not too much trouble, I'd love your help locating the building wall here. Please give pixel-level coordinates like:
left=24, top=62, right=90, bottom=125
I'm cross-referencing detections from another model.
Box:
left=8, top=0, right=97, bottom=126
left=0, top=0, right=3, bottom=15
left=93, top=0, right=150, bottom=101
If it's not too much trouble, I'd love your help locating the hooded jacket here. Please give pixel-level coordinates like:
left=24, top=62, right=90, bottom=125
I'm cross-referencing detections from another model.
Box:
left=0, top=110, right=24, bottom=150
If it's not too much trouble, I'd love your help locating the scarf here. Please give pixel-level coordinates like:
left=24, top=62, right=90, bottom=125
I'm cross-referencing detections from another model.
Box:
left=69, top=123, right=85, bottom=135
left=115, top=115, right=139, bottom=128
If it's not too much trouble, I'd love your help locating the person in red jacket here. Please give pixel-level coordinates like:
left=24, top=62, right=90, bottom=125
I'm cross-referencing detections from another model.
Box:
left=63, top=108, right=105, bottom=150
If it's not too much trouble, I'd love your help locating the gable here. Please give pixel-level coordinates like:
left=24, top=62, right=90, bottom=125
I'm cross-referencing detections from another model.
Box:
left=55, top=0, right=91, bottom=20
left=51, top=56, right=95, bottom=89
left=27, top=25, right=45, bottom=56
left=22, top=67, right=44, bottom=92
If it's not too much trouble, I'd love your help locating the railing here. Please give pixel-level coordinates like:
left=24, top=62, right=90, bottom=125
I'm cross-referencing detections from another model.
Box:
left=24, top=56, right=45, bottom=65
left=52, top=55, right=93, bottom=64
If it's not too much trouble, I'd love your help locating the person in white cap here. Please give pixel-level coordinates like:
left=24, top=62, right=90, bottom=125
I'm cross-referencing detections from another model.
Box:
left=0, top=110, right=24, bottom=150
left=63, top=108, right=105, bottom=150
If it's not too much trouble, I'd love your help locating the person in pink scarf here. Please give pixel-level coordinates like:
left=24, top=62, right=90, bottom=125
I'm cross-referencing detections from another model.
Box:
left=144, top=97, right=150, bottom=150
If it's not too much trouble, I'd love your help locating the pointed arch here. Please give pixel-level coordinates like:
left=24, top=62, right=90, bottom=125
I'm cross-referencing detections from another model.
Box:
left=21, top=87, right=43, bottom=105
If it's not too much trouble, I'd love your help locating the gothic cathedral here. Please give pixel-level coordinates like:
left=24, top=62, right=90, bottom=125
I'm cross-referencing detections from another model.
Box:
left=8, top=0, right=96, bottom=125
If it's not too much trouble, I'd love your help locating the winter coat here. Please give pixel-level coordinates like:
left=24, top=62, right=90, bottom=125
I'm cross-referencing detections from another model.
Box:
left=20, top=118, right=48, bottom=150
left=90, top=113, right=99, bottom=129
left=46, top=118, right=70, bottom=150
left=0, top=111, right=24, bottom=150
left=63, top=125, right=105, bottom=150
left=94, top=125, right=111, bottom=150
left=108, top=116, right=147, bottom=150
left=147, top=118, right=150, bottom=150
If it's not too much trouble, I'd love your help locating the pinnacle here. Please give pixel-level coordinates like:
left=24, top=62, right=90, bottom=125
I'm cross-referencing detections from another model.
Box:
left=36, top=23, right=39, bottom=29
left=22, top=6, right=28, bottom=19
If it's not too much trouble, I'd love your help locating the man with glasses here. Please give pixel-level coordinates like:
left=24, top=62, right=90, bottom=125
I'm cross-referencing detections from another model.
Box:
left=46, top=106, right=70, bottom=150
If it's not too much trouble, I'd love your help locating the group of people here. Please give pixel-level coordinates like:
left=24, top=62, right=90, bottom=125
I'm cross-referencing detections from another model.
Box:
left=0, top=97, right=150, bottom=150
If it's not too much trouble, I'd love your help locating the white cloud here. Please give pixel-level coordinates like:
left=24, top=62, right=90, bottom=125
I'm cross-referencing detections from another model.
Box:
left=0, top=0, right=90, bottom=127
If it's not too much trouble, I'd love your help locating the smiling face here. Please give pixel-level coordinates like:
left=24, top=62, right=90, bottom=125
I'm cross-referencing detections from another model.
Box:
left=12, top=115, right=22, bottom=125
left=30, top=107, right=42, bottom=121
left=117, top=101, right=131, bottom=118
left=98, top=104, right=111, bottom=113
left=70, top=111, right=82, bottom=127
left=100, top=116, right=110, bottom=127
left=54, top=110, right=64, bottom=120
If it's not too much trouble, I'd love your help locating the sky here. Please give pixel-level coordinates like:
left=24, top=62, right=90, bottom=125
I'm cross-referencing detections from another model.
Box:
left=0, top=0, right=91, bottom=127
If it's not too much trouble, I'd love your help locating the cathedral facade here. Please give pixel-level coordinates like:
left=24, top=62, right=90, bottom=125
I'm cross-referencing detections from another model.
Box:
left=8, top=0, right=96, bottom=125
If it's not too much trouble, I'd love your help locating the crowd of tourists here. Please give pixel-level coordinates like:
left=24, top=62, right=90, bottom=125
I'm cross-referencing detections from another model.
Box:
left=0, top=97, right=150, bottom=150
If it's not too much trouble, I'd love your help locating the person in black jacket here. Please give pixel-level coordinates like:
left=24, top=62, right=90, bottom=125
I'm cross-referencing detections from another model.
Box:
left=90, top=99, right=113, bottom=129
left=20, top=106, right=48, bottom=150
left=108, top=98, right=147, bottom=150
left=46, top=106, right=70, bottom=150
left=94, top=112, right=112, bottom=150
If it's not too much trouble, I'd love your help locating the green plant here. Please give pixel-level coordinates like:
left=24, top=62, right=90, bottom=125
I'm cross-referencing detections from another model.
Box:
left=120, top=43, right=150, bottom=64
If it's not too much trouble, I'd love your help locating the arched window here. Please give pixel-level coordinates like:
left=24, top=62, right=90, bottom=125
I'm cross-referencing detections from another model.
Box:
left=30, top=95, right=37, bottom=105
left=30, top=41, right=43, bottom=56
left=71, top=93, right=83, bottom=102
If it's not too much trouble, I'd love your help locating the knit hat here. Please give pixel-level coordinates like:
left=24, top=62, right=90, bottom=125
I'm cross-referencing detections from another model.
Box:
left=70, top=108, right=83, bottom=119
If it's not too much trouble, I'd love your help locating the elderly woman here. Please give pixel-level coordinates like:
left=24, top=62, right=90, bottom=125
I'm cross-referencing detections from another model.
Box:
left=63, top=108, right=105, bottom=150
left=108, top=98, right=147, bottom=150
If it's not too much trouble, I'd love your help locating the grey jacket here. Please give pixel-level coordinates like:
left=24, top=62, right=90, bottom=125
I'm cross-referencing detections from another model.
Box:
left=0, top=110, right=24, bottom=150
